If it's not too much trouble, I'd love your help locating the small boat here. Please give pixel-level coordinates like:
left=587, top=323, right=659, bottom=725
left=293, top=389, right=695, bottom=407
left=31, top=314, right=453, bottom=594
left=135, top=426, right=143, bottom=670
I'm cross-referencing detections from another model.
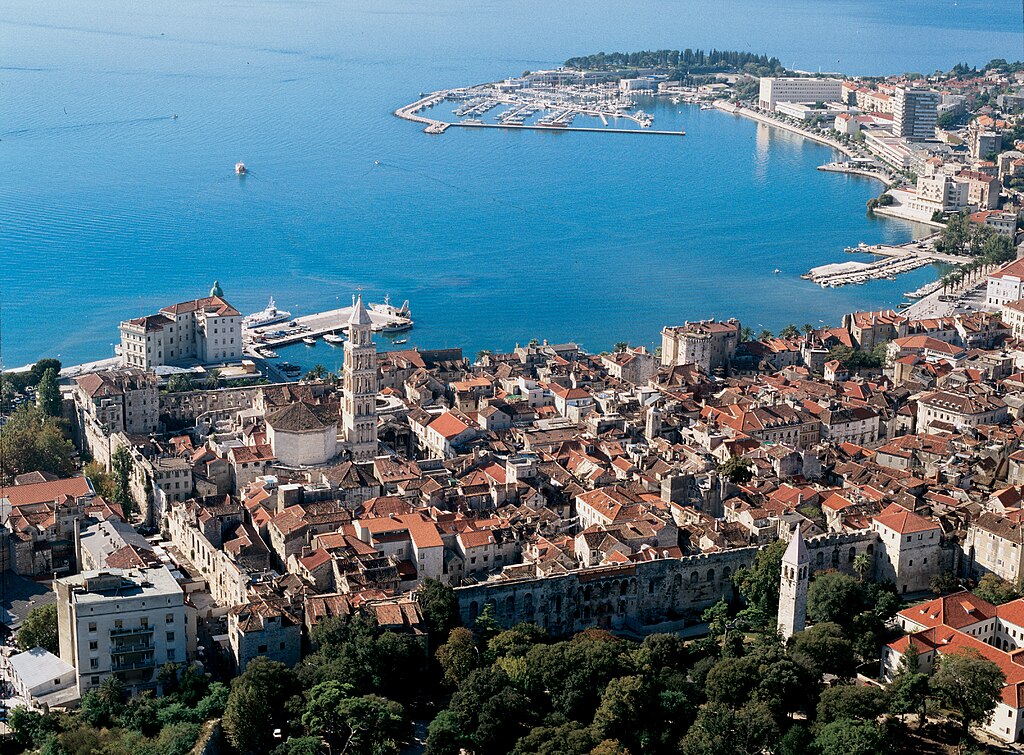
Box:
left=700, top=103, right=714, bottom=111
left=381, top=320, right=413, bottom=333
left=262, top=350, right=280, bottom=359
left=302, top=336, right=317, bottom=346
left=323, top=333, right=345, bottom=345
left=394, top=338, right=408, bottom=345
left=280, top=362, right=301, bottom=373
left=235, top=162, right=247, bottom=175
left=773, top=269, right=782, bottom=274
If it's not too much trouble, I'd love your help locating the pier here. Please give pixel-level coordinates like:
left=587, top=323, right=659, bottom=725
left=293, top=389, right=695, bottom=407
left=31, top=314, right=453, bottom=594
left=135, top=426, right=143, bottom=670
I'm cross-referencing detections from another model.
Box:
left=243, top=303, right=413, bottom=355
left=455, top=121, right=684, bottom=136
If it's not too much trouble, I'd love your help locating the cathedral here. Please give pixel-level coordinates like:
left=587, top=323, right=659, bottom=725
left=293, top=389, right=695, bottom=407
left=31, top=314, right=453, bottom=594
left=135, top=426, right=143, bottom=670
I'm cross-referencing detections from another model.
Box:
left=341, top=294, right=379, bottom=462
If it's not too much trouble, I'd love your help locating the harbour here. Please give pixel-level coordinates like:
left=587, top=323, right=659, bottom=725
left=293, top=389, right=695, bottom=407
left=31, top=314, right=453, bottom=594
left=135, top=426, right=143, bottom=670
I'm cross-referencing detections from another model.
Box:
left=244, top=298, right=413, bottom=357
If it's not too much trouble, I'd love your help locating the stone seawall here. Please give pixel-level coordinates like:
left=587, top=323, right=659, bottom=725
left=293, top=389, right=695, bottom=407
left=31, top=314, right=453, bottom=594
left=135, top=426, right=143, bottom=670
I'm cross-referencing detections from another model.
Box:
left=454, top=530, right=880, bottom=636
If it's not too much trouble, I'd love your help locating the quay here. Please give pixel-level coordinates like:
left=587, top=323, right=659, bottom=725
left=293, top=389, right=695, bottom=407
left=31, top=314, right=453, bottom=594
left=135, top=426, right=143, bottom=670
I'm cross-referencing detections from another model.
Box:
left=455, top=121, right=684, bottom=136
left=803, top=254, right=935, bottom=287
left=244, top=303, right=413, bottom=354
left=818, top=162, right=892, bottom=188
left=713, top=100, right=857, bottom=159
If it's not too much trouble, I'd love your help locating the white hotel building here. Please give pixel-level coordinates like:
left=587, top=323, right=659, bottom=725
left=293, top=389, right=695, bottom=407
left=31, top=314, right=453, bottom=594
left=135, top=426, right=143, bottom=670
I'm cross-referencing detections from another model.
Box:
left=758, top=77, right=844, bottom=112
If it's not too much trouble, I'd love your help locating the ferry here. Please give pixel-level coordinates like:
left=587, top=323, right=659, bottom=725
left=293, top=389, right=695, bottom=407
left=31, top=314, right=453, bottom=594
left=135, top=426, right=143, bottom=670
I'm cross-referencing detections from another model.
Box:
left=323, top=333, right=345, bottom=345
left=243, top=297, right=292, bottom=330
left=235, top=162, right=247, bottom=175
left=302, top=336, right=317, bottom=346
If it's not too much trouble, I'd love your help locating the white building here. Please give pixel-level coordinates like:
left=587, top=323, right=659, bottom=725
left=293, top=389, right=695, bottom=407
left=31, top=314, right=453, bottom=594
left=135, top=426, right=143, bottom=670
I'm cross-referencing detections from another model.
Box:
left=758, top=77, right=843, bottom=112
left=265, top=402, right=338, bottom=467
left=661, top=319, right=740, bottom=373
left=55, top=566, right=191, bottom=695
left=872, top=503, right=942, bottom=595
left=916, top=390, right=1007, bottom=434
left=342, top=295, right=379, bottom=462
left=120, top=282, right=241, bottom=369
left=6, top=647, right=79, bottom=709
left=988, top=259, right=1024, bottom=308
left=893, top=87, right=939, bottom=141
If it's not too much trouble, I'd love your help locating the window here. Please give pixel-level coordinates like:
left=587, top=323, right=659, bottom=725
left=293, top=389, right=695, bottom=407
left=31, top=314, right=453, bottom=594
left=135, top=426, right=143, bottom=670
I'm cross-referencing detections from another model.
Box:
left=91, top=676, right=100, bottom=686
left=279, top=642, right=286, bottom=650
left=88, top=622, right=97, bottom=632
left=166, top=632, right=175, bottom=642
left=89, top=641, right=98, bottom=651
left=167, top=649, right=175, bottom=661
left=166, top=613, right=174, bottom=624
left=258, top=644, right=268, bottom=654
left=114, top=620, right=123, bottom=629
left=90, top=658, right=98, bottom=669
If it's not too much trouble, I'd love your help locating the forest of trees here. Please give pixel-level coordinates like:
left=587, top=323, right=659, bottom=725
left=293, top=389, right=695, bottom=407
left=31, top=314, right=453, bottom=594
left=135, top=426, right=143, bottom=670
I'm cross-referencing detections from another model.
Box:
left=563, top=48, right=785, bottom=78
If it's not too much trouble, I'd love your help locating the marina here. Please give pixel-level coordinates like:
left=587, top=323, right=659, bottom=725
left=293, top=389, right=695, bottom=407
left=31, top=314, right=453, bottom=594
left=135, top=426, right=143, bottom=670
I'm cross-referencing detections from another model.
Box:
left=244, top=299, right=414, bottom=357
left=395, top=79, right=683, bottom=137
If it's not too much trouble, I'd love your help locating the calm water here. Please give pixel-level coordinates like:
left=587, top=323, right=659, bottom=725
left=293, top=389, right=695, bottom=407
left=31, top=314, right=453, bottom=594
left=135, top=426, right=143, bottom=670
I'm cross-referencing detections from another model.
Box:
left=1, top=0, right=1020, bottom=368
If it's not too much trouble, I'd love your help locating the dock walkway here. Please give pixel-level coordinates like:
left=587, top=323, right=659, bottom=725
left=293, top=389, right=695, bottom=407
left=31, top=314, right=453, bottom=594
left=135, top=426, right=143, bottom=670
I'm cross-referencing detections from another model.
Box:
left=245, top=304, right=411, bottom=352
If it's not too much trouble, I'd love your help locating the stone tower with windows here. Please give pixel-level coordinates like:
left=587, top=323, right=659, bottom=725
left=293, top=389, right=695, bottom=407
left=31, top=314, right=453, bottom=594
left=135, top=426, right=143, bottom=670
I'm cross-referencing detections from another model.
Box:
left=777, top=525, right=809, bottom=639
left=342, top=294, right=378, bottom=462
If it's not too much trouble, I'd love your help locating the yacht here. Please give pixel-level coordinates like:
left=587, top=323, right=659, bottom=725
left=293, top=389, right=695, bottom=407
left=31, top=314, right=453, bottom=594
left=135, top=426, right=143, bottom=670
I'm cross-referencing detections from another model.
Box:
left=235, top=162, right=247, bottom=175
left=323, top=333, right=345, bottom=345
left=302, top=336, right=317, bottom=346
left=243, top=297, right=292, bottom=330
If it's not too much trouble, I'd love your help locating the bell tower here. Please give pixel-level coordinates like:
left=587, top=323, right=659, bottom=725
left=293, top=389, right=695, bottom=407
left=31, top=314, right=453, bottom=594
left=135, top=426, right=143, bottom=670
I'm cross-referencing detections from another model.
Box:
left=777, top=525, right=809, bottom=639
left=342, top=294, right=378, bottom=462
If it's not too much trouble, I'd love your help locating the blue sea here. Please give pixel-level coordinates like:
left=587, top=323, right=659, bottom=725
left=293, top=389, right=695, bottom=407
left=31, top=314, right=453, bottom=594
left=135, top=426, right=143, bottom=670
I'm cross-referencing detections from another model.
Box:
left=1, top=0, right=1020, bottom=371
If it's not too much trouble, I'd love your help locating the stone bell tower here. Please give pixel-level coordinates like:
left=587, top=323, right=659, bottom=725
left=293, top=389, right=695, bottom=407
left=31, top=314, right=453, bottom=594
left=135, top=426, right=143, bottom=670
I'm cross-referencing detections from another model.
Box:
left=777, top=525, right=809, bottom=639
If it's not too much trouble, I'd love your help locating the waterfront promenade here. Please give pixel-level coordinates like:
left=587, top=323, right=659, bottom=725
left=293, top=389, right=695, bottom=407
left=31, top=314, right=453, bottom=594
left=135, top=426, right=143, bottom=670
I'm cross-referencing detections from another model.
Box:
left=713, top=101, right=857, bottom=160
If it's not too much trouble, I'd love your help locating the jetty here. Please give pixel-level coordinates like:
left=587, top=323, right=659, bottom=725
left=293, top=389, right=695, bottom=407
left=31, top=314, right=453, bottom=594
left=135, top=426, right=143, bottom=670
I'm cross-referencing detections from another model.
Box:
left=803, top=254, right=934, bottom=287
left=244, top=302, right=413, bottom=355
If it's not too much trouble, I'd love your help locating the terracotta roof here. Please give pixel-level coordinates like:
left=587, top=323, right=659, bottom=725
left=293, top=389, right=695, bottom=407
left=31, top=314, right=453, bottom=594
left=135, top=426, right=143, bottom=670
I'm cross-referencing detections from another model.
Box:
left=0, top=476, right=92, bottom=507
left=873, top=503, right=939, bottom=535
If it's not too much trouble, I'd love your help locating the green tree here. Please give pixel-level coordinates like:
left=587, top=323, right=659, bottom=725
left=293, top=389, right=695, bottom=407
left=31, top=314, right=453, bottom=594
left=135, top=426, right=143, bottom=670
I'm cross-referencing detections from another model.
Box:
left=84, top=461, right=117, bottom=500
left=16, top=603, right=58, bottom=654
left=815, top=684, right=888, bottom=726
left=812, top=719, right=885, bottom=755
left=679, top=701, right=779, bottom=755
left=418, top=578, right=461, bottom=641
left=779, top=324, right=800, bottom=339
left=488, top=623, right=547, bottom=662
left=758, top=329, right=774, bottom=341
left=719, top=455, right=753, bottom=486
left=436, top=627, right=477, bottom=688
left=111, top=445, right=135, bottom=518
left=789, top=622, right=857, bottom=681
left=509, top=719, right=598, bottom=755
left=79, top=676, right=125, bottom=728
left=701, top=599, right=731, bottom=644
left=592, top=675, right=650, bottom=752
left=438, top=666, right=536, bottom=754
left=334, top=694, right=407, bottom=755
left=0, top=404, right=76, bottom=482
left=888, top=647, right=929, bottom=725
left=36, top=368, right=62, bottom=417
left=973, top=573, right=1020, bottom=605
left=931, top=649, right=1005, bottom=736
left=705, top=657, right=759, bottom=707
left=223, top=658, right=301, bottom=755
left=613, top=342, right=629, bottom=353
left=930, top=571, right=961, bottom=595
left=732, top=538, right=788, bottom=628
left=305, top=364, right=326, bottom=381
left=853, top=553, right=871, bottom=583
left=807, top=572, right=864, bottom=629
left=165, top=374, right=194, bottom=393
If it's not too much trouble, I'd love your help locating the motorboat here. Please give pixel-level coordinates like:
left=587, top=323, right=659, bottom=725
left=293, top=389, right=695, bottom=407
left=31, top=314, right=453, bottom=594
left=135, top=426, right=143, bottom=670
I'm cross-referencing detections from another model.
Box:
left=235, top=162, right=247, bottom=175
left=394, top=338, right=408, bottom=345
left=302, top=336, right=317, bottom=346
left=323, top=333, right=345, bottom=345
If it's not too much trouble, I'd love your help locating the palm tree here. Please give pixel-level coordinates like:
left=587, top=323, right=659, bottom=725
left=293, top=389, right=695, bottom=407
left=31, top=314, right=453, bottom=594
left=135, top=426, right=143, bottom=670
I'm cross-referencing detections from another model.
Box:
left=758, top=329, right=774, bottom=341
left=305, top=364, right=326, bottom=381
left=779, top=324, right=800, bottom=339
left=739, top=326, right=754, bottom=343
left=854, top=552, right=871, bottom=583
left=802, top=324, right=815, bottom=336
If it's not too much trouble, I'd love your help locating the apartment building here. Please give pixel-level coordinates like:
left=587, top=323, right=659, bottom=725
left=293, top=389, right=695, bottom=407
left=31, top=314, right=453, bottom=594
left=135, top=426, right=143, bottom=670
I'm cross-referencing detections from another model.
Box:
left=892, top=87, right=939, bottom=141
left=758, top=77, right=843, bottom=111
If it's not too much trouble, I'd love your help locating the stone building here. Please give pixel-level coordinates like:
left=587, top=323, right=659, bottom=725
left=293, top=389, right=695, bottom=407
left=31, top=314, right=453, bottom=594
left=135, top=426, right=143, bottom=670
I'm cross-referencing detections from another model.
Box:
left=660, top=320, right=740, bottom=374
left=342, top=295, right=379, bottom=462
left=119, top=283, right=241, bottom=369
left=777, top=527, right=808, bottom=639
left=227, top=596, right=302, bottom=672
left=73, top=369, right=159, bottom=436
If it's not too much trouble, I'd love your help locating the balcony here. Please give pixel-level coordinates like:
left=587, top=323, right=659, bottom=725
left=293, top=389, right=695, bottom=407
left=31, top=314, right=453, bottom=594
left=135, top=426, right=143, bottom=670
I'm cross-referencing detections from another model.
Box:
left=112, top=658, right=156, bottom=673
left=110, top=642, right=153, bottom=654
left=109, top=625, right=154, bottom=637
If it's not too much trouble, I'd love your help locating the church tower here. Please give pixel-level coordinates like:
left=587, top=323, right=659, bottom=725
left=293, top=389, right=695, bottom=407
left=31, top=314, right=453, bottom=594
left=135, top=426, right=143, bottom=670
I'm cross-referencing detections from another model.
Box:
left=777, top=525, right=809, bottom=639
left=342, top=294, right=378, bottom=462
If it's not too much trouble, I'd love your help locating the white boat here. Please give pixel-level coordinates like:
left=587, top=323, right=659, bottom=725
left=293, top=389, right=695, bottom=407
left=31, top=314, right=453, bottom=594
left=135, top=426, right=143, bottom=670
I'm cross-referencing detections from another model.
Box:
left=394, top=338, right=408, bottom=345
left=700, top=103, right=714, bottom=110
left=371, top=295, right=412, bottom=319
left=243, top=297, right=292, bottom=330
left=302, top=336, right=317, bottom=346
left=381, top=320, right=413, bottom=333
left=323, top=333, right=345, bottom=345
left=262, top=349, right=280, bottom=359
left=773, top=269, right=781, bottom=274
left=235, top=162, right=247, bottom=175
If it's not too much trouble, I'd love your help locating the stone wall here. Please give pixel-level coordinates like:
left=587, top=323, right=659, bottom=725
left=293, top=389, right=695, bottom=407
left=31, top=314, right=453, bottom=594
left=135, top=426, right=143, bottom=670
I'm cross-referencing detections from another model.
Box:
left=158, top=386, right=265, bottom=423
left=454, top=531, right=880, bottom=637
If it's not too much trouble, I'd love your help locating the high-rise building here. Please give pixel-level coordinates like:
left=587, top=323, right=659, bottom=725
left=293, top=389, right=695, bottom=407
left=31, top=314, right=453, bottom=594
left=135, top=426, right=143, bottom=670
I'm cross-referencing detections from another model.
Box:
left=893, top=87, right=939, bottom=141
left=342, top=294, right=379, bottom=462
left=777, top=526, right=809, bottom=639
left=758, top=77, right=843, bottom=111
